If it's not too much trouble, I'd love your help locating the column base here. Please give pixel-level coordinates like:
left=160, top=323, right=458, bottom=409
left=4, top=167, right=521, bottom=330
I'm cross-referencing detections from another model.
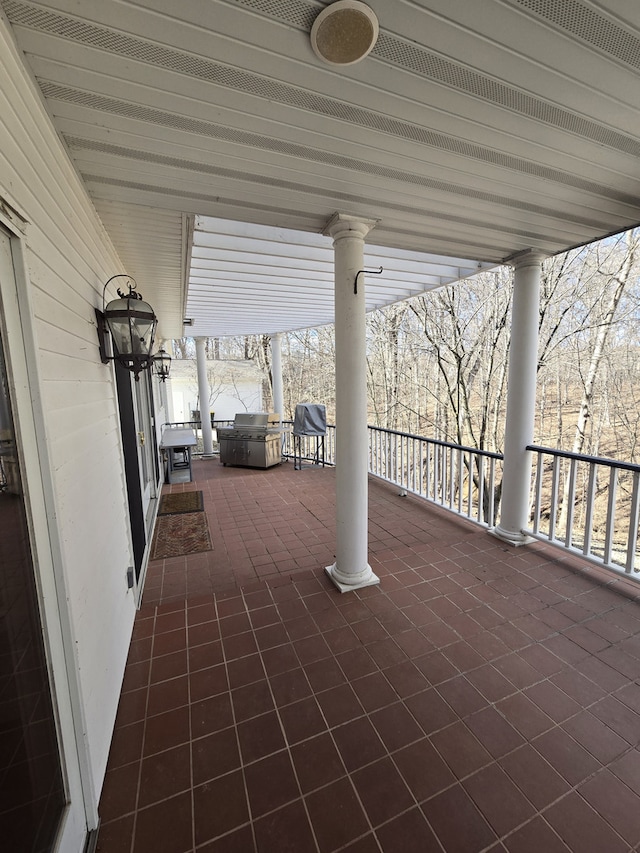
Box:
left=325, top=562, right=380, bottom=594
left=489, top=526, right=535, bottom=546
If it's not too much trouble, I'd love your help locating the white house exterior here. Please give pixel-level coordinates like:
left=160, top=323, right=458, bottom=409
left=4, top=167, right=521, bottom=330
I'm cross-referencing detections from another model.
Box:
left=0, top=18, right=164, bottom=851
left=168, top=358, right=265, bottom=423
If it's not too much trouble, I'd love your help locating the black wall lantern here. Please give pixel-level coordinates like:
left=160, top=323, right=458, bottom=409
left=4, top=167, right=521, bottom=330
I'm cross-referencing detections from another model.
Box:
left=153, top=347, right=172, bottom=382
left=96, top=275, right=157, bottom=381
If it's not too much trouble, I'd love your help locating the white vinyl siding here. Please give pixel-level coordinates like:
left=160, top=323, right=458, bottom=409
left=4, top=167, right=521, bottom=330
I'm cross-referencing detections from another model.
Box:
left=0, top=16, right=140, bottom=805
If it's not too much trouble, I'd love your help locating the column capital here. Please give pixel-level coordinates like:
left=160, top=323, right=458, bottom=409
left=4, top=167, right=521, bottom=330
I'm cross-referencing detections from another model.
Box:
left=323, top=212, right=379, bottom=242
left=504, top=248, right=549, bottom=270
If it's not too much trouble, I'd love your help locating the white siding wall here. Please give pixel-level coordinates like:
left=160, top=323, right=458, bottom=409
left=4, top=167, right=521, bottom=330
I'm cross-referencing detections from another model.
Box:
left=169, top=361, right=264, bottom=422
left=212, top=384, right=264, bottom=420
left=0, top=18, right=138, bottom=802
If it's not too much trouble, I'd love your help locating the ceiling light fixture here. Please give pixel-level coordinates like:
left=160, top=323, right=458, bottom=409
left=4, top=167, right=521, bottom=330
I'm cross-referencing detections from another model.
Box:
left=311, top=0, right=379, bottom=66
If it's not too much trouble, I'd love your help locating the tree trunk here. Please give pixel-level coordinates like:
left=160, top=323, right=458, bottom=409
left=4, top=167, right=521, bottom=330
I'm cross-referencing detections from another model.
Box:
left=558, top=232, right=638, bottom=533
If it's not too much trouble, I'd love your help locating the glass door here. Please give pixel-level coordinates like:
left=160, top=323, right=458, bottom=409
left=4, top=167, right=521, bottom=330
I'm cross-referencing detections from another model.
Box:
left=133, top=369, right=158, bottom=532
left=0, top=233, right=66, bottom=851
left=115, top=362, right=160, bottom=590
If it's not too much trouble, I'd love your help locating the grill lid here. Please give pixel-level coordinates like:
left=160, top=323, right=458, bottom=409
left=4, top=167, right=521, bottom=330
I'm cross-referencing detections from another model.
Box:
left=233, top=412, right=281, bottom=428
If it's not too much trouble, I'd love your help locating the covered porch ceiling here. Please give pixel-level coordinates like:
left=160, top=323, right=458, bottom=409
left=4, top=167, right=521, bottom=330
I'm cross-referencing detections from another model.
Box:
left=3, top=0, right=640, bottom=338
left=187, top=216, right=495, bottom=336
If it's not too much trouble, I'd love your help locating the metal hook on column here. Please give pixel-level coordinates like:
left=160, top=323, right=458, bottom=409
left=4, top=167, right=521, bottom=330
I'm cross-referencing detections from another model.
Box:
left=354, top=266, right=383, bottom=294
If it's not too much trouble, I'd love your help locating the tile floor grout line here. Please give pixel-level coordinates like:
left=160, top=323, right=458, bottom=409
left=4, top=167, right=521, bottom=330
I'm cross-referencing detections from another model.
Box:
left=185, top=599, right=197, bottom=853
left=258, top=580, right=325, bottom=853
left=129, top=602, right=158, bottom=853
left=252, top=572, right=390, bottom=849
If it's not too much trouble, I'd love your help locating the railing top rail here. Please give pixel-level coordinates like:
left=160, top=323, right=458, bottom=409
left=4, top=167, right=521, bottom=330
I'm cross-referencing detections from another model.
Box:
left=527, top=444, right=640, bottom=475
left=167, top=423, right=637, bottom=474
left=368, top=424, right=503, bottom=459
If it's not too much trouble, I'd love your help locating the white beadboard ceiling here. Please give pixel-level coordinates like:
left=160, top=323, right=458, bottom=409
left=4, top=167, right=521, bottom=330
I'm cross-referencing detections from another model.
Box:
left=3, top=0, right=640, bottom=338
left=187, top=215, right=492, bottom=335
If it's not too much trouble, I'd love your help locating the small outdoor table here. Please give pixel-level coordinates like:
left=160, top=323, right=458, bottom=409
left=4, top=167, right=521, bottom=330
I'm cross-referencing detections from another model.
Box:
left=161, top=427, right=197, bottom=484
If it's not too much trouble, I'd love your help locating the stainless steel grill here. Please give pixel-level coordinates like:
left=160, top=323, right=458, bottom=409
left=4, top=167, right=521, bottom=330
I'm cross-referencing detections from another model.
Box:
left=218, top=412, right=283, bottom=468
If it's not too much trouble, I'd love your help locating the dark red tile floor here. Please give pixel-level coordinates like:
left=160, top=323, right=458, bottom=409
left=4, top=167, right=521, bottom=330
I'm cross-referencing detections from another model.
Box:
left=97, top=458, right=640, bottom=852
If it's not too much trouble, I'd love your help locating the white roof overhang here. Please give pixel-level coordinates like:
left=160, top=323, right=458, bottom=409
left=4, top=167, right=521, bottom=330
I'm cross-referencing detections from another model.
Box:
left=3, top=0, right=640, bottom=339
left=185, top=216, right=494, bottom=336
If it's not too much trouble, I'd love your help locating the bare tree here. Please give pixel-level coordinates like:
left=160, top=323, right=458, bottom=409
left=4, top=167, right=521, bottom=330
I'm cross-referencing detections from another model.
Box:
left=557, top=230, right=640, bottom=532
left=570, top=231, right=639, bottom=457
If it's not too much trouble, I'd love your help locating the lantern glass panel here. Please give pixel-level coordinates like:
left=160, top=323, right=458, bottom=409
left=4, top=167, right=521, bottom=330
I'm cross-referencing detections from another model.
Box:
left=105, top=297, right=156, bottom=358
left=154, top=348, right=171, bottom=379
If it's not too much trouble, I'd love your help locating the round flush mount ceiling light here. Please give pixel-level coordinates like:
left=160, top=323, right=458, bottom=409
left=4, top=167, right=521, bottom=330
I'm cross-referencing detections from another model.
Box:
left=310, top=1, right=379, bottom=66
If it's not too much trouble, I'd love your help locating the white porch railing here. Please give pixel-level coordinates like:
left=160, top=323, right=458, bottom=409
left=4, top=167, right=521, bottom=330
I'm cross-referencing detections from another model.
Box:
left=366, top=426, right=503, bottom=528
left=527, top=444, right=640, bottom=580
left=281, top=424, right=336, bottom=467
left=176, top=419, right=640, bottom=583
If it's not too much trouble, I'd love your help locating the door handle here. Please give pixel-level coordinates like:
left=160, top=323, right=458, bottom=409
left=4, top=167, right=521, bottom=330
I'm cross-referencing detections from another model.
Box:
left=138, top=431, right=146, bottom=446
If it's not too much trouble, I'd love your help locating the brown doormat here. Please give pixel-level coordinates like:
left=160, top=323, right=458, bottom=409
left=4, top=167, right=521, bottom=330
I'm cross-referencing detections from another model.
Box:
left=150, top=511, right=212, bottom=559
left=158, top=490, right=204, bottom=515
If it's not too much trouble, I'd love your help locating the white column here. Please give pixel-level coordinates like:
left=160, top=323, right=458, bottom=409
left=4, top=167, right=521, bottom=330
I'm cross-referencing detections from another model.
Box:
left=195, top=337, right=214, bottom=457
left=324, top=213, right=380, bottom=592
left=493, top=250, right=546, bottom=544
left=159, top=375, right=169, bottom=417
left=271, top=333, right=284, bottom=419
left=164, top=377, right=174, bottom=423
left=156, top=340, right=172, bottom=420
